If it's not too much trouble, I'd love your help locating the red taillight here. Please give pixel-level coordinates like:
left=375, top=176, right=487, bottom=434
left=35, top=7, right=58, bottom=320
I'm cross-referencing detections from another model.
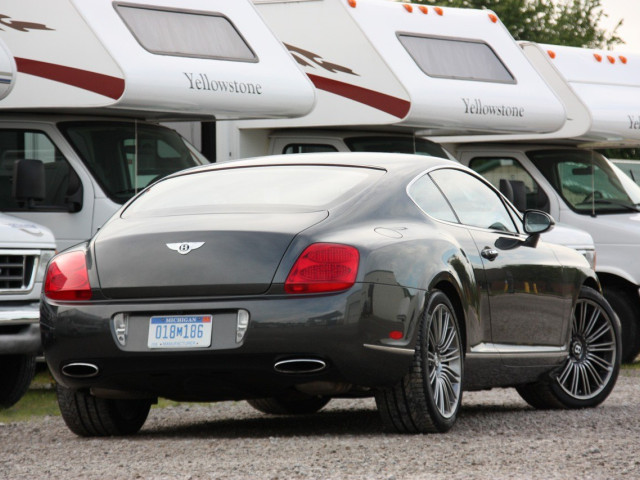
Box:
left=44, top=251, right=92, bottom=301
left=285, top=243, right=359, bottom=294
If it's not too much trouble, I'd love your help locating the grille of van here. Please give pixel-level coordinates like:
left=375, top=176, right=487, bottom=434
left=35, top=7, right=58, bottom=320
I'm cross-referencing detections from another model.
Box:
left=0, top=253, right=37, bottom=293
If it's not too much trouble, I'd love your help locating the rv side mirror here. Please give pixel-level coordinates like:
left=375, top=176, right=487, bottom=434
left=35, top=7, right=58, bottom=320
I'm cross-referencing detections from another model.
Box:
left=523, top=210, right=555, bottom=235
left=65, top=168, right=83, bottom=213
left=12, top=159, right=45, bottom=208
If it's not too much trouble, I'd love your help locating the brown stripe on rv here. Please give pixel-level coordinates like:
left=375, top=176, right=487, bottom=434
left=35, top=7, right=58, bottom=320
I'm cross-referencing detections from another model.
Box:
left=307, top=73, right=410, bottom=119
left=14, top=57, right=125, bottom=100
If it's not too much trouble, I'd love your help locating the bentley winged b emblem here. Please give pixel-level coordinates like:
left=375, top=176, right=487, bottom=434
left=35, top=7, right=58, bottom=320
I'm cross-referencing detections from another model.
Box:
left=166, top=242, right=205, bottom=255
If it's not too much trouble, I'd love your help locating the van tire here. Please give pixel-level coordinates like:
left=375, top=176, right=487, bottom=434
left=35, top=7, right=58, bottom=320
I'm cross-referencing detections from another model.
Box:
left=0, top=354, right=36, bottom=408
left=603, top=288, right=640, bottom=363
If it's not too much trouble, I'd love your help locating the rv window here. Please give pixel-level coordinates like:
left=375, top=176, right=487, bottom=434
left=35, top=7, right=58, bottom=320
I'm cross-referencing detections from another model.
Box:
left=60, top=122, right=202, bottom=205
left=345, top=136, right=449, bottom=158
left=397, top=34, right=514, bottom=83
left=0, top=130, right=78, bottom=212
left=528, top=149, right=640, bottom=215
left=116, top=5, right=256, bottom=62
left=469, top=157, right=550, bottom=213
left=283, top=144, right=339, bottom=154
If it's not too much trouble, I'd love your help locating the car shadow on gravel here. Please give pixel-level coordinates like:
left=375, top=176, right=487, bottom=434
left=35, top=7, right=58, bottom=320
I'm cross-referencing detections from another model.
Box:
left=139, top=407, right=384, bottom=439
left=136, top=400, right=542, bottom=439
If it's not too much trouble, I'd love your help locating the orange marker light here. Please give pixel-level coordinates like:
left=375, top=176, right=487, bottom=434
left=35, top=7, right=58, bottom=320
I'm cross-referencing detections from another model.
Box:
left=593, top=53, right=602, bottom=62
left=547, top=50, right=556, bottom=59
left=434, top=6, right=443, bottom=15
left=403, top=3, right=413, bottom=13
left=419, top=5, right=428, bottom=14
left=607, top=55, right=615, bottom=64
left=619, top=55, right=628, bottom=64
left=347, top=0, right=356, bottom=7
left=488, top=13, right=498, bottom=23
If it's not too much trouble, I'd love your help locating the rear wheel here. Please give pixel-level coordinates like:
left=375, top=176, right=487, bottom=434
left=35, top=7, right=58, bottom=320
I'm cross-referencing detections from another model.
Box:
left=247, top=395, right=330, bottom=415
left=375, top=290, right=463, bottom=433
left=517, top=286, right=620, bottom=409
left=56, top=385, right=152, bottom=436
left=0, top=354, right=36, bottom=408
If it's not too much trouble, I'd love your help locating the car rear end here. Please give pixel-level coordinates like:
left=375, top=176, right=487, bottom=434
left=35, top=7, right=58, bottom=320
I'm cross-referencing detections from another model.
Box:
left=40, top=160, right=420, bottom=402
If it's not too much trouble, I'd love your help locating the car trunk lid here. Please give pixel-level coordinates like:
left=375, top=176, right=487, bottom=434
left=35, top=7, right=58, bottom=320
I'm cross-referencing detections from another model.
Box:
left=94, top=211, right=328, bottom=298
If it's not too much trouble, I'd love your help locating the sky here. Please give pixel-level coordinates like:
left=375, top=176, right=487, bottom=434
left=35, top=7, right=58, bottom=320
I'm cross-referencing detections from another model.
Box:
left=598, top=0, right=640, bottom=53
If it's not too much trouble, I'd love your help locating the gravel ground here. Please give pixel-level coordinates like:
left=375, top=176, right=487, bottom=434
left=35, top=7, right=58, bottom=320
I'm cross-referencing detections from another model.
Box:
left=1, top=371, right=639, bottom=480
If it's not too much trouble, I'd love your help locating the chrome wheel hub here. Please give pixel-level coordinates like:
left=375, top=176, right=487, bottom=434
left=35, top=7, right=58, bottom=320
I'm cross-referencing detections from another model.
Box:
left=426, top=304, right=462, bottom=419
left=557, top=299, right=616, bottom=400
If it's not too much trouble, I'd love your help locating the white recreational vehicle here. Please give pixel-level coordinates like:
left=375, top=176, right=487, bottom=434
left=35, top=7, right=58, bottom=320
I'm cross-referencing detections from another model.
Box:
left=0, top=0, right=315, bottom=251
left=218, top=0, right=637, bottom=356
left=222, top=0, right=568, bottom=159
left=438, top=43, right=640, bottom=362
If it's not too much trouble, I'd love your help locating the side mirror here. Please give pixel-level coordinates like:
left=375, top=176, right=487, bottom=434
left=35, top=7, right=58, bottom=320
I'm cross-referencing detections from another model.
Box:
left=12, top=159, right=45, bottom=208
left=523, top=209, right=555, bottom=235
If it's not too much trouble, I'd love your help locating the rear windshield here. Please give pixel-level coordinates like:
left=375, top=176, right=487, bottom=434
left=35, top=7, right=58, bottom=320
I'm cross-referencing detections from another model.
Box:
left=122, top=165, right=384, bottom=217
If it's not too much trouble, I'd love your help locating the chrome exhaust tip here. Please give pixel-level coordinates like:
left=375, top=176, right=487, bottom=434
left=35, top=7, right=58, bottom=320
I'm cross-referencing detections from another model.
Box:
left=61, top=362, right=99, bottom=378
left=274, top=358, right=327, bottom=374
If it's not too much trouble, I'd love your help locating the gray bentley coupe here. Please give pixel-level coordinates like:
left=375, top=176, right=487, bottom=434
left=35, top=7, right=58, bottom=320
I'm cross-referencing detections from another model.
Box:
left=41, top=153, right=621, bottom=436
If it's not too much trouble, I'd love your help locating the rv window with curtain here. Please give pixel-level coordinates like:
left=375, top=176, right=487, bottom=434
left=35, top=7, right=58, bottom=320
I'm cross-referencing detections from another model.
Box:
left=116, top=5, right=257, bottom=62
left=397, top=34, right=514, bottom=83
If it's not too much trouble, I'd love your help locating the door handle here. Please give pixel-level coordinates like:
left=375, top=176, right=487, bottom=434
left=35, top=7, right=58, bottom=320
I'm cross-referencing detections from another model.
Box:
left=481, top=247, right=499, bottom=261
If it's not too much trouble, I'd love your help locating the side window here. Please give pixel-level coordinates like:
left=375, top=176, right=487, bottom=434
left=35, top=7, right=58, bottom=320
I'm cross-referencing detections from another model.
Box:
left=430, top=168, right=518, bottom=233
left=469, top=157, right=550, bottom=213
left=408, top=173, right=458, bottom=223
left=0, top=130, right=79, bottom=211
left=282, top=144, right=338, bottom=154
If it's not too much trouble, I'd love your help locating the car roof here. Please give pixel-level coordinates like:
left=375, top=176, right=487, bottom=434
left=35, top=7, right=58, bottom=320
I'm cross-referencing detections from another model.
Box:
left=177, top=152, right=461, bottom=178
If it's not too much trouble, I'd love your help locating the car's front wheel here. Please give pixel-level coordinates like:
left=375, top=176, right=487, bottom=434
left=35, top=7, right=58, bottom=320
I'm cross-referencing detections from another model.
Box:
left=517, top=286, right=620, bottom=409
left=375, top=290, right=463, bottom=433
left=56, top=385, right=152, bottom=436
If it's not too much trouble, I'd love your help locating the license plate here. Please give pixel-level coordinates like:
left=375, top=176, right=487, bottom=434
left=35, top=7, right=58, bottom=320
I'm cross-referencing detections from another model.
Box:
left=147, top=315, right=212, bottom=349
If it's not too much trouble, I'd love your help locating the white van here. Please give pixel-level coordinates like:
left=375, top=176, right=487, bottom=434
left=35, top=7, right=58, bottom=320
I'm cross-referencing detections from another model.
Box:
left=0, top=213, right=55, bottom=407
left=0, top=0, right=315, bottom=251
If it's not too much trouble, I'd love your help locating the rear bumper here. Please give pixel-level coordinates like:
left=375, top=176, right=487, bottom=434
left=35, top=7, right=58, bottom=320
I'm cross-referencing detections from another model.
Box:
left=0, top=302, right=41, bottom=355
left=41, top=283, right=423, bottom=401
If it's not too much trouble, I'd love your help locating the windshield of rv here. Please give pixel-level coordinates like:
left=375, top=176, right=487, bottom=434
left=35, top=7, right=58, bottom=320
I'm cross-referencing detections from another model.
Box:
left=60, top=121, right=205, bottom=204
left=527, top=149, right=640, bottom=214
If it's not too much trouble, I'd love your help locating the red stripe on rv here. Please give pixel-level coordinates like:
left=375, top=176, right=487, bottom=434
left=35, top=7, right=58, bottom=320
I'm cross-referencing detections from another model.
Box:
left=14, top=57, right=125, bottom=100
left=307, top=73, right=410, bottom=119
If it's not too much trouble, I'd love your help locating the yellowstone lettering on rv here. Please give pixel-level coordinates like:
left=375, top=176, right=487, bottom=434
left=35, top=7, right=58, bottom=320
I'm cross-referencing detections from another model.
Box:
left=184, top=72, right=263, bottom=95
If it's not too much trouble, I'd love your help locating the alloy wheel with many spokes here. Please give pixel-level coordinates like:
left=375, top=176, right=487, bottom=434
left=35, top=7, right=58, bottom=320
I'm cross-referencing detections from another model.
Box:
left=557, top=298, right=616, bottom=400
left=427, top=303, right=462, bottom=419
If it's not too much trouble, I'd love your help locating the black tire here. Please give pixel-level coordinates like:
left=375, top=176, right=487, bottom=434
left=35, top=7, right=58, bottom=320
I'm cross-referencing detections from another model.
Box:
left=517, top=286, right=621, bottom=409
left=374, top=290, right=463, bottom=433
left=247, top=395, right=330, bottom=415
left=56, top=385, right=152, bottom=437
left=603, top=287, right=640, bottom=363
left=0, top=354, right=36, bottom=408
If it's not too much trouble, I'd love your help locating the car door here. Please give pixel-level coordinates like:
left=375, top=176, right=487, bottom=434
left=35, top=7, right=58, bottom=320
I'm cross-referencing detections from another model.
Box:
left=429, top=167, right=569, bottom=351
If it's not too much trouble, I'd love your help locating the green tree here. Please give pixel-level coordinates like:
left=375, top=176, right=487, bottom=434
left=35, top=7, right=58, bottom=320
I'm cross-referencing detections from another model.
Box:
left=412, top=0, right=623, bottom=48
